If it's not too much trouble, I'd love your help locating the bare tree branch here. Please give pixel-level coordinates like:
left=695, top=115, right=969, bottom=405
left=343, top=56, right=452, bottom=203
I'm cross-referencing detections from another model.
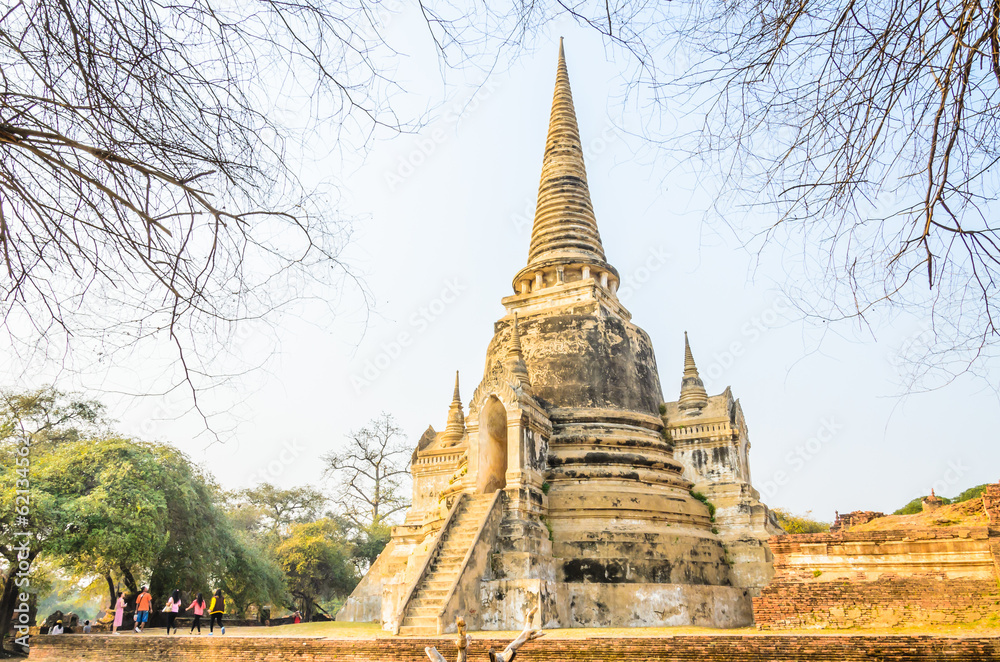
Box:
left=657, top=0, right=1000, bottom=388
left=322, top=411, right=410, bottom=530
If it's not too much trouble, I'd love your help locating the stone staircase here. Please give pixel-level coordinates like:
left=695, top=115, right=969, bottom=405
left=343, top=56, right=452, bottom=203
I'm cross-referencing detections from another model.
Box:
left=397, top=493, right=496, bottom=635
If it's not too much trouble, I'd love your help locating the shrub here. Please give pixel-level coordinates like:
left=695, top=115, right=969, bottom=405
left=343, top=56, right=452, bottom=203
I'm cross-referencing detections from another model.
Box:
left=772, top=509, right=830, bottom=534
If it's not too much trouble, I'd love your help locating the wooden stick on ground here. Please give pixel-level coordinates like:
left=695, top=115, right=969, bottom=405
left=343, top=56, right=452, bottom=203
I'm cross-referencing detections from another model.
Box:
left=425, top=606, right=542, bottom=662
left=425, top=616, right=469, bottom=662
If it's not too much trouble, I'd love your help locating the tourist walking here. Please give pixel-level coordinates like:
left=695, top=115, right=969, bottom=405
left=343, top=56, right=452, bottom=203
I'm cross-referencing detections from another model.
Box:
left=164, top=589, right=182, bottom=634
left=134, top=586, right=153, bottom=633
left=187, top=593, right=207, bottom=634
left=112, top=591, right=125, bottom=634
left=208, top=589, right=225, bottom=635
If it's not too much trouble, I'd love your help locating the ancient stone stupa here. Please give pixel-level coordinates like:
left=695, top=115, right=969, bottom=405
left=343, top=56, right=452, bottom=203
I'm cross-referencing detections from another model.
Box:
left=338, top=41, right=781, bottom=634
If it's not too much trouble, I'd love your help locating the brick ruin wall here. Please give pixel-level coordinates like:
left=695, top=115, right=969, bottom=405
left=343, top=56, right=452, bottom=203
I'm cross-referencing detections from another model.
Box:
left=829, top=510, right=884, bottom=532
left=984, top=483, right=1000, bottom=525
left=753, top=527, right=1000, bottom=629
left=29, top=633, right=1000, bottom=662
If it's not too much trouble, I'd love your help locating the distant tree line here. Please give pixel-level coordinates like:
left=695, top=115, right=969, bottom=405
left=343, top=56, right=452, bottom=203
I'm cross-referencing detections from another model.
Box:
left=893, top=484, right=991, bottom=516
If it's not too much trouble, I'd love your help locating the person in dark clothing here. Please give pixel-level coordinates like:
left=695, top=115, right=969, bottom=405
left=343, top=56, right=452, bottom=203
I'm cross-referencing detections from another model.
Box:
left=209, top=589, right=225, bottom=635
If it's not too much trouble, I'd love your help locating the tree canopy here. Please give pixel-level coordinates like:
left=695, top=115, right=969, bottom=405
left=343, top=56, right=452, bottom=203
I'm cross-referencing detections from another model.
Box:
left=0, top=388, right=297, bottom=646
left=772, top=509, right=830, bottom=534
left=276, top=518, right=358, bottom=621
left=893, top=483, right=990, bottom=515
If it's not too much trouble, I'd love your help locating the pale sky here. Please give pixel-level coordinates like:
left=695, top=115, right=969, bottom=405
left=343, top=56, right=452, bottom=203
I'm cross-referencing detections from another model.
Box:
left=9, top=12, right=999, bottom=522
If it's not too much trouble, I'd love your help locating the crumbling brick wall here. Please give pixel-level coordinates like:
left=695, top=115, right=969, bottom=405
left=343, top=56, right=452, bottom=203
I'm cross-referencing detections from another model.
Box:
left=829, top=510, right=884, bottom=532
left=983, top=482, right=1000, bottom=525
left=753, top=528, right=1000, bottom=629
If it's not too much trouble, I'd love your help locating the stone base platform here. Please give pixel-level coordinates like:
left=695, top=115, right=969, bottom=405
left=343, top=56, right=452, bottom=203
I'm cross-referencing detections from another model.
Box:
left=478, top=580, right=753, bottom=630
left=29, top=633, right=1000, bottom=661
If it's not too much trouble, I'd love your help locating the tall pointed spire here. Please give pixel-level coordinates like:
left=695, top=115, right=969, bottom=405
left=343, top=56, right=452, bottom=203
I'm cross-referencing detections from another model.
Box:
left=513, top=40, right=614, bottom=285
left=679, top=332, right=708, bottom=412
left=505, top=314, right=531, bottom=389
left=527, top=38, right=605, bottom=267
left=443, top=370, right=466, bottom=443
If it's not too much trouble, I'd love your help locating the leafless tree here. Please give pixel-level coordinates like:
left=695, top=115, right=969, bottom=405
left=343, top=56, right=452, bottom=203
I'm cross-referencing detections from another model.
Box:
left=21, top=0, right=981, bottom=412
left=323, top=411, right=410, bottom=529
left=657, top=0, right=1000, bottom=388
left=0, top=0, right=675, bottom=429
left=0, top=0, right=409, bottom=426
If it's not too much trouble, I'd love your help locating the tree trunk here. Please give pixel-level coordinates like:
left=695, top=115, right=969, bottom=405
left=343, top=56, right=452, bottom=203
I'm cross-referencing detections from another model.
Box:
left=105, top=572, right=116, bottom=611
left=299, top=594, right=315, bottom=622
left=119, top=563, right=138, bottom=592
left=119, top=563, right=139, bottom=605
left=0, top=564, right=20, bottom=652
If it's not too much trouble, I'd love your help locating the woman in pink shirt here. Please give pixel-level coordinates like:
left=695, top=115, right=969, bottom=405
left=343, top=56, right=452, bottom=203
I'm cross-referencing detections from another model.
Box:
left=112, top=591, right=125, bottom=634
left=187, top=593, right=206, bottom=634
left=164, top=589, right=183, bottom=634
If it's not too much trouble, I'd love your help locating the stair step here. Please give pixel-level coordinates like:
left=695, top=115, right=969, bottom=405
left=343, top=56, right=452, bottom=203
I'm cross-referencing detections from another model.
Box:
left=445, top=530, right=478, bottom=538
left=398, top=494, right=499, bottom=630
left=419, top=579, right=455, bottom=589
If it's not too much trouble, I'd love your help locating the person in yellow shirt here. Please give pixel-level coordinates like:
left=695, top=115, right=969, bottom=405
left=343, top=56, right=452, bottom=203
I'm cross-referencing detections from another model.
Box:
left=208, top=589, right=226, bottom=635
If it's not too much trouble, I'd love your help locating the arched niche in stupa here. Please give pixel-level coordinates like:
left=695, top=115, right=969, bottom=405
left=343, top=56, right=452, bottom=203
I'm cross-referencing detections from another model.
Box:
left=477, top=395, right=508, bottom=494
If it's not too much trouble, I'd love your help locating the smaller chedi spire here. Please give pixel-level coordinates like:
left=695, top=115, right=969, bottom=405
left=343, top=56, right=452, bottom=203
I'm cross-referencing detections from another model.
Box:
left=442, top=371, right=466, bottom=443
left=678, top=332, right=708, bottom=412
left=506, top=314, right=531, bottom=389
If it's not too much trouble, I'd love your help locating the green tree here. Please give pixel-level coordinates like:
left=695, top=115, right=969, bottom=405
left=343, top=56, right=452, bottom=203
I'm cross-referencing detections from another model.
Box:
left=216, top=527, right=288, bottom=619
left=275, top=518, right=358, bottom=621
left=0, top=388, right=104, bottom=448
left=952, top=484, right=990, bottom=504
left=351, top=521, right=391, bottom=573
left=229, top=483, right=328, bottom=540
left=38, top=437, right=172, bottom=607
left=0, top=388, right=105, bottom=649
left=773, top=509, right=830, bottom=534
left=893, top=483, right=988, bottom=515
left=40, top=436, right=287, bottom=616
left=1, top=401, right=289, bottom=646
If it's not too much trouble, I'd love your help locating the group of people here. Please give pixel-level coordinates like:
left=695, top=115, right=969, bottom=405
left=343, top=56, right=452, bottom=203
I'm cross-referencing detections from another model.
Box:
left=110, top=586, right=227, bottom=635
left=47, top=619, right=90, bottom=634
